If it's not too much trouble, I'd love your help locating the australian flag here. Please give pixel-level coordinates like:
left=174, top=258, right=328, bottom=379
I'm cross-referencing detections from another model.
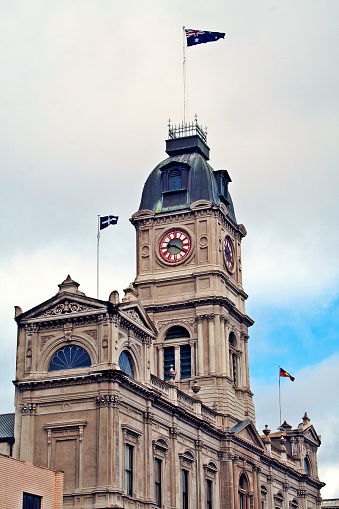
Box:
left=100, top=215, right=118, bottom=230
left=185, top=29, right=225, bottom=47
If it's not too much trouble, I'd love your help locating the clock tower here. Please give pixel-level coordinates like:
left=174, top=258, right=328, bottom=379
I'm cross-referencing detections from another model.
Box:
left=130, top=121, right=255, bottom=427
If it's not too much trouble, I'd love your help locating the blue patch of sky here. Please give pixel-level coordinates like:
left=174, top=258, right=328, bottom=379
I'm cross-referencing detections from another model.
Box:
left=247, top=295, right=339, bottom=383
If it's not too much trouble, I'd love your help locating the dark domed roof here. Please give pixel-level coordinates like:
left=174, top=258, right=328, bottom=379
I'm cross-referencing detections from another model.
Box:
left=138, top=139, right=237, bottom=224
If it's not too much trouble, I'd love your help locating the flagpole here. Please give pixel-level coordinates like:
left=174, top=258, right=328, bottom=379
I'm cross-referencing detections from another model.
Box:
left=279, top=366, right=282, bottom=425
left=183, top=26, right=187, bottom=125
left=97, top=215, right=100, bottom=299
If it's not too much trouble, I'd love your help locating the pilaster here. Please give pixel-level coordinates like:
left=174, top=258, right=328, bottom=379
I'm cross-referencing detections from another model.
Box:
left=208, top=314, right=216, bottom=374
left=196, top=316, right=204, bottom=376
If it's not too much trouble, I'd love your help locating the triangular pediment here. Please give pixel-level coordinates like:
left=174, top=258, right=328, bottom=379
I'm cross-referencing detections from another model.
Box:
left=303, top=425, right=321, bottom=446
left=17, top=293, right=107, bottom=324
left=119, top=302, right=157, bottom=337
left=228, top=420, right=265, bottom=451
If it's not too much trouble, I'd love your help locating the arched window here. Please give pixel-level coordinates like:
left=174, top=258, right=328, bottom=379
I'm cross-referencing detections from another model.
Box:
left=165, top=326, right=189, bottom=340
left=304, top=457, right=310, bottom=475
left=274, top=491, right=284, bottom=509
left=163, top=326, right=191, bottom=380
left=168, top=169, right=182, bottom=191
left=290, top=499, right=299, bottom=509
left=48, top=345, right=91, bottom=371
left=261, top=485, right=268, bottom=509
left=118, top=351, right=134, bottom=378
left=229, top=332, right=239, bottom=385
left=239, top=474, right=249, bottom=509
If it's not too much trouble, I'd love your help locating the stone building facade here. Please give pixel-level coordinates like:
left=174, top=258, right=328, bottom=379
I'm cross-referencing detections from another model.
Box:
left=12, top=123, right=324, bottom=508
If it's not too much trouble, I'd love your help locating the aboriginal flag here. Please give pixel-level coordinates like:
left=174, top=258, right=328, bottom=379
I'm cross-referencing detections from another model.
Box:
left=280, top=368, right=295, bottom=381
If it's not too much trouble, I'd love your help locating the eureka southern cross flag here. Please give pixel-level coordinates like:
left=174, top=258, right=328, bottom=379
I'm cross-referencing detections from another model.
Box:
left=100, top=215, right=118, bottom=230
left=279, top=368, right=295, bottom=381
left=185, top=29, right=225, bottom=47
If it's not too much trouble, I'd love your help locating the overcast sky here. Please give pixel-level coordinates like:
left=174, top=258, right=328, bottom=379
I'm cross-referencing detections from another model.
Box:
left=0, top=0, right=338, bottom=498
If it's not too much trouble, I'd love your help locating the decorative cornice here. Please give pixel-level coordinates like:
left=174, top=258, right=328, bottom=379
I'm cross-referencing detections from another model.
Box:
left=143, top=295, right=254, bottom=328
left=131, top=205, right=242, bottom=240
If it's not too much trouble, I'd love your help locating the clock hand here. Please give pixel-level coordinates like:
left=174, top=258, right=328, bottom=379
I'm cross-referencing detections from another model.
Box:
left=167, top=242, right=182, bottom=249
left=167, top=242, right=188, bottom=254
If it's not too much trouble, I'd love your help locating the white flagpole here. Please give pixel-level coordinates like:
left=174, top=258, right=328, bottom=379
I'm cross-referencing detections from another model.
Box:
left=97, top=215, right=100, bottom=299
left=279, top=366, right=282, bottom=425
left=183, top=26, right=187, bottom=125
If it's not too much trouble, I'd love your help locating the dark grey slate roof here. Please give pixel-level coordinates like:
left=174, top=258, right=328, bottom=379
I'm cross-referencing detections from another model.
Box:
left=228, top=419, right=251, bottom=434
left=138, top=151, right=237, bottom=223
left=0, top=413, right=15, bottom=439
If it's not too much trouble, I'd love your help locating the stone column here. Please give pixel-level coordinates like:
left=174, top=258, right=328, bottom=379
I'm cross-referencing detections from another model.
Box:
left=240, top=343, right=246, bottom=388
left=189, top=341, right=196, bottom=377
left=252, top=466, right=259, bottom=509
left=144, top=402, right=153, bottom=501
left=227, top=454, right=235, bottom=509
left=96, top=395, right=112, bottom=487
left=174, top=346, right=180, bottom=380
left=195, top=436, right=204, bottom=509
left=283, top=483, right=290, bottom=509
left=169, top=424, right=180, bottom=508
left=232, top=456, right=239, bottom=509
left=267, top=475, right=274, bottom=509
left=196, top=316, right=204, bottom=376
left=19, top=403, right=37, bottom=463
left=298, top=489, right=307, bottom=509
left=225, top=320, right=230, bottom=376
left=236, top=353, right=241, bottom=388
left=208, top=315, right=215, bottom=374
left=214, top=313, right=221, bottom=374
left=256, top=467, right=262, bottom=509
left=220, top=317, right=226, bottom=375
left=242, top=334, right=250, bottom=390
left=79, top=425, right=85, bottom=488
left=158, top=345, right=164, bottom=379
left=112, top=394, right=120, bottom=488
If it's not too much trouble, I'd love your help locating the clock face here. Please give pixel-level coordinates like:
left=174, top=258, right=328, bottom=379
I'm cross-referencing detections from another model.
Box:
left=224, top=236, right=235, bottom=272
left=159, top=229, right=191, bottom=263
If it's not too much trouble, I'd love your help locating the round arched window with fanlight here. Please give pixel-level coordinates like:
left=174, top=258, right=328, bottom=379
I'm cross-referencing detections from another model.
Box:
left=48, top=345, right=91, bottom=371
left=118, top=351, right=134, bottom=378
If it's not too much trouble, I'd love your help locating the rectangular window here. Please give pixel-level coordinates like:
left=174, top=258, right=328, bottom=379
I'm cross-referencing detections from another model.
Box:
left=182, top=469, right=188, bottom=509
left=180, top=345, right=191, bottom=379
left=207, top=479, right=212, bottom=509
left=164, top=346, right=175, bottom=380
left=23, top=493, right=41, bottom=509
left=168, top=169, right=182, bottom=191
left=154, top=458, right=161, bottom=507
left=125, top=444, right=133, bottom=496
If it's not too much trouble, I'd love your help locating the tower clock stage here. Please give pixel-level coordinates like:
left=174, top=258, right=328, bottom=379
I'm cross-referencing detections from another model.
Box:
left=131, top=121, right=254, bottom=422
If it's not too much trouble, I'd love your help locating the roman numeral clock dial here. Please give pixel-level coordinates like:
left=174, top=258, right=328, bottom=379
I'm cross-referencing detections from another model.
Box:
left=224, top=236, right=235, bottom=272
left=159, top=229, right=191, bottom=263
